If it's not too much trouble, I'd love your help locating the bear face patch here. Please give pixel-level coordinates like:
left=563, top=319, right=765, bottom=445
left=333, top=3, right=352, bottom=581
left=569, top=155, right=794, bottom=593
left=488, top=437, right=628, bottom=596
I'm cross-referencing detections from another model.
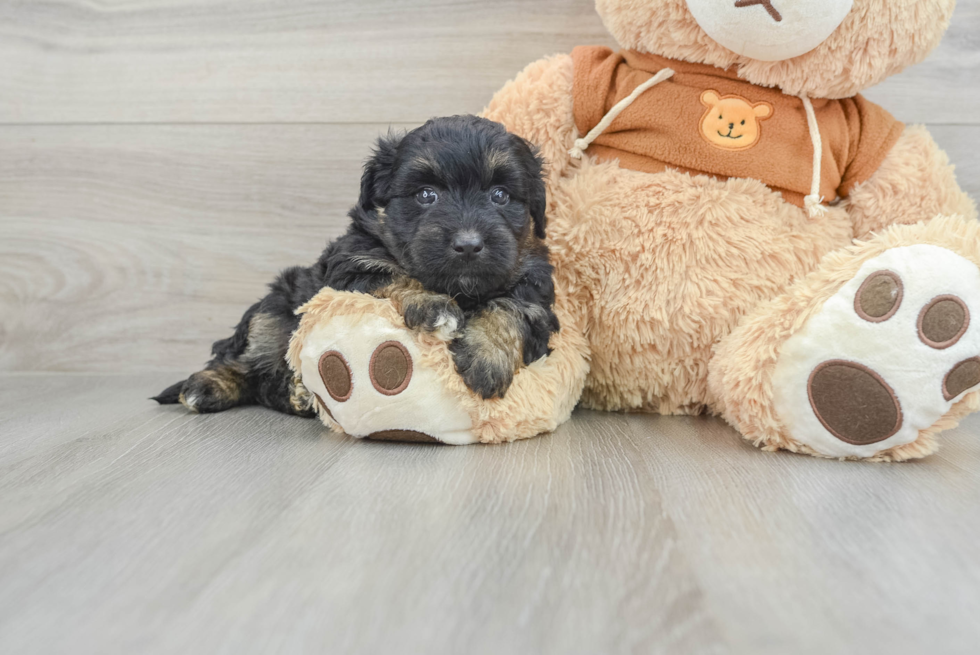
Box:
left=699, top=90, right=773, bottom=151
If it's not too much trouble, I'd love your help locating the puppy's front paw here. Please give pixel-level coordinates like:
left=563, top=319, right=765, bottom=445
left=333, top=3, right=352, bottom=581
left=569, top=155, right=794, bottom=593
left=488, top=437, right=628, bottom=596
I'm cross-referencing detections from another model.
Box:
left=378, top=278, right=464, bottom=339
left=449, top=308, right=524, bottom=399
left=450, top=339, right=516, bottom=400
left=402, top=293, right=465, bottom=337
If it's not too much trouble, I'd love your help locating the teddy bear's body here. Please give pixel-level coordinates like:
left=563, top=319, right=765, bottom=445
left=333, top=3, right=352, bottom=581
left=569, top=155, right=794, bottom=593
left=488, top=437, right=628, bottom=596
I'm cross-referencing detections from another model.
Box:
left=483, top=51, right=856, bottom=415
left=292, top=0, right=979, bottom=461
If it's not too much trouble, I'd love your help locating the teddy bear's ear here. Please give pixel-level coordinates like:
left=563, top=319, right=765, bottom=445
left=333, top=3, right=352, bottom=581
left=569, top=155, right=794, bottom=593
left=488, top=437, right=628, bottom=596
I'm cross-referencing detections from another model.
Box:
left=700, top=90, right=720, bottom=107
left=358, top=130, right=404, bottom=212
left=753, top=102, right=773, bottom=119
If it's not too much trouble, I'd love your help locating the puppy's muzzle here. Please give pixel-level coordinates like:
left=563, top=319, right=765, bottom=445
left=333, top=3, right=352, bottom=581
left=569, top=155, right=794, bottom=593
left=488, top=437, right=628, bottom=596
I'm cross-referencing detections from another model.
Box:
left=451, top=230, right=485, bottom=258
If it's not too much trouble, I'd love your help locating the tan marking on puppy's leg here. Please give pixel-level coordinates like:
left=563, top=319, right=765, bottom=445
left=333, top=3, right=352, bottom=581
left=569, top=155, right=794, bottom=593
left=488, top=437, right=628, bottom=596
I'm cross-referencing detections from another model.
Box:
left=469, top=300, right=525, bottom=365
left=177, top=392, right=199, bottom=413
left=242, top=312, right=285, bottom=363
left=452, top=300, right=525, bottom=399
left=289, top=375, right=314, bottom=414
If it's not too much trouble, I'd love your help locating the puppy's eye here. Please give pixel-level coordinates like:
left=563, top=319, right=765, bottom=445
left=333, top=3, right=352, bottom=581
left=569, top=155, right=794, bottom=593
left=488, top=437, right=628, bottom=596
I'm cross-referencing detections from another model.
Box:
left=415, top=188, right=438, bottom=205
left=490, top=187, right=510, bottom=206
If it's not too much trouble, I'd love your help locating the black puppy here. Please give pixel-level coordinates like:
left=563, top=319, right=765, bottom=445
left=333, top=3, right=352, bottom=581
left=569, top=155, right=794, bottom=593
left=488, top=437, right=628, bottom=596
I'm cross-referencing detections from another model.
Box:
left=154, top=115, right=559, bottom=416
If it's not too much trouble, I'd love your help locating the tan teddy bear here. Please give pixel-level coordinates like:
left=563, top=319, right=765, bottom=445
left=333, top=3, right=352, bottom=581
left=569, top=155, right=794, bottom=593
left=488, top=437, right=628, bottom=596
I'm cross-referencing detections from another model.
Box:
left=291, top=0, right=977, bottom=461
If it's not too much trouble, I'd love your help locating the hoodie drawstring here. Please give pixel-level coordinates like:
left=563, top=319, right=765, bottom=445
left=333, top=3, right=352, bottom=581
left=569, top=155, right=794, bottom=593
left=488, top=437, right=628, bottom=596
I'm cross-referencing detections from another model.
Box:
left=799, top=94, right=827, bottom=218
left=569, top=68, right=675, bottom=159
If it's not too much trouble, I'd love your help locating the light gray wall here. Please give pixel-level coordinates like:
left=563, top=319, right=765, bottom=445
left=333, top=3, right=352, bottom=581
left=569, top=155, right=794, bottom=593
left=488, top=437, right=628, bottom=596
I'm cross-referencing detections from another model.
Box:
left=1, top=0, right=977, bottom=373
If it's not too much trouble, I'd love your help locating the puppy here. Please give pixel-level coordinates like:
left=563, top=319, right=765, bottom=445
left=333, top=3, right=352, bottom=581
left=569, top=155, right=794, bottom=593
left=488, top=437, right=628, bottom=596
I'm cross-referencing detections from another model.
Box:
left=154, top=115, right=559, bottom=416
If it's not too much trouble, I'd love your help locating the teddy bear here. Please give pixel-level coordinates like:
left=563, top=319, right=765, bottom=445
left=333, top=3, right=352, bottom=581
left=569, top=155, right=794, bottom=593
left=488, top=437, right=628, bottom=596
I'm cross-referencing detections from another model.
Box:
left=288, top=0, right=977, bottom=461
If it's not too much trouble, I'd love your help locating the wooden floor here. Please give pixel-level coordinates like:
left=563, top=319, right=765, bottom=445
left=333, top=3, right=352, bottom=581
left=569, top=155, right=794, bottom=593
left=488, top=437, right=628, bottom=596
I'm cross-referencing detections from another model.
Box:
left=2, top=1, right=979, bottom=653
left=1, top=375, right=979, bottom=654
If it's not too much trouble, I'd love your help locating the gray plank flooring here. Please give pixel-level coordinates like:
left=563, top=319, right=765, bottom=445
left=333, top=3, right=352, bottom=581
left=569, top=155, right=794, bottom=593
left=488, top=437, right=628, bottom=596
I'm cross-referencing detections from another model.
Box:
left=0, top=375, right=978, bottom=654
left=0, top=375, right=724, bottom=655
left=2, top=0, right=980, bottom=652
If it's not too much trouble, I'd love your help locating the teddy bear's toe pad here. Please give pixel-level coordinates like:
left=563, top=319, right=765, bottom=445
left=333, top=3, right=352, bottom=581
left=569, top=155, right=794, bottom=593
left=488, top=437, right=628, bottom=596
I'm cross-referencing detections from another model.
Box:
left=369, top=341, right=413, bottom=395
left=854, top=270, right=903, bottom=322
left=943, top=357, right=980, bottom=401
left=773, top=245, right=980, bottom=458
left=918, top=295, right=969, bottom=348
left=299, top=313, right=477, bottom=445
left=807, top=360, right=902, bottom=445
left=319, top=351, right=353, bottom=402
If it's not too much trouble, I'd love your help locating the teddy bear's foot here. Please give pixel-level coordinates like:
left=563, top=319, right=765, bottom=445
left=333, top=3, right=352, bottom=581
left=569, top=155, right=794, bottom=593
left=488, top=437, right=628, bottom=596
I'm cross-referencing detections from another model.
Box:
left=295, top=311, right=479, bottom=445
left=772, top=244, right=980, bottom=459
left=288, top=288, right=591, bottom=446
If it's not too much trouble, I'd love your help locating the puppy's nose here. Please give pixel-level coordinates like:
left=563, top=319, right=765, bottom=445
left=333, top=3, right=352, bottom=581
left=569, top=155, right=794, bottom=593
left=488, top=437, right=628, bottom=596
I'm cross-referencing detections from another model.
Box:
left=728, top=122, right=735, bottom=129
left=452, top=231, right=484, bottom=257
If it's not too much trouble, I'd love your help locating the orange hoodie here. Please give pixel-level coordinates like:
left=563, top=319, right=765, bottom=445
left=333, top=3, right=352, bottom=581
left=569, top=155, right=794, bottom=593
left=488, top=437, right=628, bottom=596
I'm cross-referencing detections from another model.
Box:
left=572, top=47, right=904, bottom=208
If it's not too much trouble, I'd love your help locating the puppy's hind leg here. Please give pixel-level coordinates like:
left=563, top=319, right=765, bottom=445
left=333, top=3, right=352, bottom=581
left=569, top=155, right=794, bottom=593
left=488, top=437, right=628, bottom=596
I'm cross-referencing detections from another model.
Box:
left=154, top=302, right=259, bottom=413
left=151, top=380, right=185, bottom=405
left=178, top=362, right=250, bottom=413
left=241, top=310, right=315, bottom=417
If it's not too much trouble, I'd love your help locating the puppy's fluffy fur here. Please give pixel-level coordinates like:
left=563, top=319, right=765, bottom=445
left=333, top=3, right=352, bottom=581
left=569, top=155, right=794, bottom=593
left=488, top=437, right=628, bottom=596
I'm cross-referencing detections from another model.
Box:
left=154, top=115, right=559, bottom=415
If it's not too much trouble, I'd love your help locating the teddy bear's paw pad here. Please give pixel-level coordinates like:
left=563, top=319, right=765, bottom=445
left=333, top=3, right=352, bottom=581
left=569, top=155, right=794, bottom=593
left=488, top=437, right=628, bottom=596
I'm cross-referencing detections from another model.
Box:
left=773, top=244, right=980, bottom=458
left=368, top=341, right=412, bottom=395
left=918, top=295, right=969, bottom=349
left=298, top=314, right=478, bottom=445
left=807, top=360, right=902, bottom=446
left=853, top=270, right=903, bottom=322
left=318, top=351, right=353, bottom=402
left=943, top=357, right=980, bottom=401
left=365, top=429, right=443, bottom=444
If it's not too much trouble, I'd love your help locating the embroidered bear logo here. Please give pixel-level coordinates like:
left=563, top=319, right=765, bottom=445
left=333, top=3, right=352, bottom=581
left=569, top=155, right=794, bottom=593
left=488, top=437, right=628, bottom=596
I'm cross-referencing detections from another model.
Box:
left=699, top=90, right=773, bottom=151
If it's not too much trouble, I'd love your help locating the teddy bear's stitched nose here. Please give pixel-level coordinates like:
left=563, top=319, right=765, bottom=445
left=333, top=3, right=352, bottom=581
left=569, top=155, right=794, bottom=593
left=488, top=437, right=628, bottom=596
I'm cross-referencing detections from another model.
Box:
left=733, top=0, right=783, bottom=23
left=729, top=123, right=735, bottom=129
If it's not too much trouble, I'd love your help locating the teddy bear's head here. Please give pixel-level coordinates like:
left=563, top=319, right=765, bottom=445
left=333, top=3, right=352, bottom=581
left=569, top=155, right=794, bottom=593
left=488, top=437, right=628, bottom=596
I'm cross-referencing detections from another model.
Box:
left=594, top=0, right=955, bottom=99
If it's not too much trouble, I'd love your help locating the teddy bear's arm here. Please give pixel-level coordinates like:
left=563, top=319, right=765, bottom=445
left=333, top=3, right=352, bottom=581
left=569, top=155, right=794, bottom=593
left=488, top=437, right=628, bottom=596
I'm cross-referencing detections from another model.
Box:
left=847, top=125, right=976, bottom=238
left=480, top=54, right=577, bottom=187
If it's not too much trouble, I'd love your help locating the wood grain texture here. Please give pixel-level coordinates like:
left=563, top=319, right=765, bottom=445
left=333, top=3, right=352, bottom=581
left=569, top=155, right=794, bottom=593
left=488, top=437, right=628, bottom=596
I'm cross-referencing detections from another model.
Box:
left=0, top=0, right=616, bottom=125
left=0, top=374, right=725, bottom=655
left=862, top=0, right=980, bottom=125
left=1, top=374, right=979, bottom=654
left=2, top=124, right=978, bottom=373
left=622, top=411, right=980, bottom=655
left=0, top=0, right=976, bottom=125
left=0, top=124, right=370, bottom=373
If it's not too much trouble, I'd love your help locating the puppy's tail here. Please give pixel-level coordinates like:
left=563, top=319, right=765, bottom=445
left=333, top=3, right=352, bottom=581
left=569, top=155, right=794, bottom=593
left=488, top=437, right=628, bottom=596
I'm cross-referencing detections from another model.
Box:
left=151, top=379, right=185, bottom=405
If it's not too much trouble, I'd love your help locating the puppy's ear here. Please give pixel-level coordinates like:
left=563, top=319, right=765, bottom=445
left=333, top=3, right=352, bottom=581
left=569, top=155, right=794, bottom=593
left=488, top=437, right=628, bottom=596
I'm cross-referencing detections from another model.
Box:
left=526, top=147, right=548, bottom=240
left=358, top=131, right=403, bottom=212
